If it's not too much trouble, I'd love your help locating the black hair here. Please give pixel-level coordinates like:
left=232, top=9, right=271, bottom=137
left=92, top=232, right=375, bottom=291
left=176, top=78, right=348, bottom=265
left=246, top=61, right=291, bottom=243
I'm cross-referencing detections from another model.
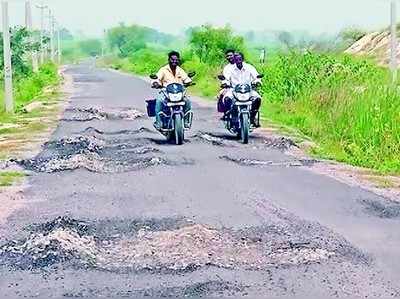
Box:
left=168, top=51, right=180, bottom=59
left=225, top=49, right=235, bottom=55
left=235, top=52, right=245, bottom=60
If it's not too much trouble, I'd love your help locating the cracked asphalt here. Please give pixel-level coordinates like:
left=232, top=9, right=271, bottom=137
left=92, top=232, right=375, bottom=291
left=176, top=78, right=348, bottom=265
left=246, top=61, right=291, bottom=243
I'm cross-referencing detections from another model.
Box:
left=1, top=60, right=400, bottom=298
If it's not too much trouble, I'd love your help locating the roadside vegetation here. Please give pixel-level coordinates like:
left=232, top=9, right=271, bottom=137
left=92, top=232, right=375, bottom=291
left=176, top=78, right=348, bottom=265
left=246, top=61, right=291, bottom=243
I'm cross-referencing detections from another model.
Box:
left=0, top=27, right=60, bottom=116
left=0, top=171, right=25, bottom=187
left=100, top=24, right=400, bottom=175
left=0, top=27, right=62, bottom=165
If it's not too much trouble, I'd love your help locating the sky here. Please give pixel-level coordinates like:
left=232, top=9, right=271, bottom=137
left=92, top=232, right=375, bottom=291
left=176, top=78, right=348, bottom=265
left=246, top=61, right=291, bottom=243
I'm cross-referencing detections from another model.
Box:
left=4, top=0, right=397, bottom=37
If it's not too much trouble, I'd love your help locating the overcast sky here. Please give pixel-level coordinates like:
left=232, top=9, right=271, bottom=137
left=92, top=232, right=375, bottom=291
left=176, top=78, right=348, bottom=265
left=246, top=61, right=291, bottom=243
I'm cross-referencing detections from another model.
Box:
left=5, top=0, right=396, bottom=36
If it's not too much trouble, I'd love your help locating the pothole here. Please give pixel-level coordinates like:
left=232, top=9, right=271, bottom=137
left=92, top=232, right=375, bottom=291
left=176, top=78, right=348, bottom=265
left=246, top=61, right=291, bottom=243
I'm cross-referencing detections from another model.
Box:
left=70, top=95, right=102, bottom=100
left=14, top=133, right=190, bottom=173
left=0, top=216, right=339, bottom=273
left=359, top=198, right=400, bottom=219
left=220, top=155, right=318, bottom=167
left=45, top=135, right=105, bottom=154
left=73, top=75, right=104, bottom=83
left=80, top=127, right=154, bottom=136
left=193, top=132, right=232, bottom=147
left=263, top=136, right=298, bottom=151
left=62, top=107, right=144, bottom=122
left=63, top=280, right=246, bottom=298
left=16, top=153, right=172, bottom=173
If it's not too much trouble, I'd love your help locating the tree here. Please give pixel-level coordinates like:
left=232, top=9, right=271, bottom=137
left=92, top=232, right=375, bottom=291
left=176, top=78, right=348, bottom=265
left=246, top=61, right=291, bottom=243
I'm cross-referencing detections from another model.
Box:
left=107, top=24, right=175, bottom=57
left=277, top=31, right=294, bottom=49
left=0, top=27, right=40, bottom=77
left=59, top=28, right=74, bottom=41
left=339, top=27, right=366, bottom=46
left=78, top=39, right=102, bottom=57
left=189, top=25, right=246, bottom=65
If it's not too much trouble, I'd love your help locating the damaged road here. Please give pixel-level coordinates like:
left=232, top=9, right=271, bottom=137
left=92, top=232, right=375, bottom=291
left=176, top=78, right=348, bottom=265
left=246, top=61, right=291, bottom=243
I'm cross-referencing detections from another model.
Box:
left=1, top=61, right=400, bottom=298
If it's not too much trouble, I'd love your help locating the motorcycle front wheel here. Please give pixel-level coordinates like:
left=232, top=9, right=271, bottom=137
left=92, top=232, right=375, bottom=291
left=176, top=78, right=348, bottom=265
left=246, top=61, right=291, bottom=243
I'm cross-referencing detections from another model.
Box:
left=240, top=113, right=249, bottom=144
left=173, top=113, right=184, bottom=145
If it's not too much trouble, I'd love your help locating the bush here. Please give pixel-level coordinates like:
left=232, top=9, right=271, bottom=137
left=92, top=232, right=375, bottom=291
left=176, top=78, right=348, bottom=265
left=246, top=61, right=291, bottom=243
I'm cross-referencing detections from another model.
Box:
left=260, top=51, right=400, bottom=173
left=14, top=62, right=59, bottom=109
left=189, top=25, right=246, bottom=65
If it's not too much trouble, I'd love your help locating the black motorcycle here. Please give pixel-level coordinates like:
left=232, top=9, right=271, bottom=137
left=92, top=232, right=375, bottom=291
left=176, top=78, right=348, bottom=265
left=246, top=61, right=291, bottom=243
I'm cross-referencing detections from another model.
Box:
left=218, top=74, right=263, bottom=144
left=146, top=73, right=195, bottom=145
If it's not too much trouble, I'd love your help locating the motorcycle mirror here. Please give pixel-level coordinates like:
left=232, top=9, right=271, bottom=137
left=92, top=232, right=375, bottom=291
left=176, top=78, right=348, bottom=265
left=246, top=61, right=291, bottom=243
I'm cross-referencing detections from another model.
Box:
left=149, top=74, right=158, bottom=80
left=218, top=75, right=226, bottom=81
left=188, top=71, right=196, bottom=78
left=257, top=74, right=264, bottom=79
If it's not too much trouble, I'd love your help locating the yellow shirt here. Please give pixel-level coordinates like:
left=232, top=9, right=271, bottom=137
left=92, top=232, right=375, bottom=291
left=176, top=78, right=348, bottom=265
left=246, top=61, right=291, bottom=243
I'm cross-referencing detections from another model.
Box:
left=155, top=65, right=191, bottom=87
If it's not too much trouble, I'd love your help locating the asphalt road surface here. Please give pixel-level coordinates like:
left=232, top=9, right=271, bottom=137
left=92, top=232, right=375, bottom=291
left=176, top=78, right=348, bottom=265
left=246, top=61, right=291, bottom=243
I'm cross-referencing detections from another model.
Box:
left=1, top=61, right=400, bottom=298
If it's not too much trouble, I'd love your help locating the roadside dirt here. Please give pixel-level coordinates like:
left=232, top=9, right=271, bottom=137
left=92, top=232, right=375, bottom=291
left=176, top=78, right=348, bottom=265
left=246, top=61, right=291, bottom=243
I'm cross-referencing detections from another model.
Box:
left=255, top=128, right=400, bottom=202
left=0, top=68, right=71, bottom=225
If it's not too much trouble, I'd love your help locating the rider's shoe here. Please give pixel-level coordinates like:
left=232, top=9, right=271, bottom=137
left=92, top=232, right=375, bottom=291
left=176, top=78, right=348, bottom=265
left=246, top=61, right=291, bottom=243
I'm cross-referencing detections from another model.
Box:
left=184, top=119, right=191, bottom=128
left=250, top=116, right=261, bottom=128
left=153, top=122, right=162, bottom=130
left=220, top=113, right=229, bottom=121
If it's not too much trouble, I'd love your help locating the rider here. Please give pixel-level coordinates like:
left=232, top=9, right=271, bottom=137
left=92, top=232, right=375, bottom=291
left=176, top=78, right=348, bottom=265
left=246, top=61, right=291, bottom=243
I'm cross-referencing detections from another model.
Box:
left=152, top=51, right=192, bottom=129
left=223, top=52, right=262, bottom=127
left=217, top=49, right=236, bottom=114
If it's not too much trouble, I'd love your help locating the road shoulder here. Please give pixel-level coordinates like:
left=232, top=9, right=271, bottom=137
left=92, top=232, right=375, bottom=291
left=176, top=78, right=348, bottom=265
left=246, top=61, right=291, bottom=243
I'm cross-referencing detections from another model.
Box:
left=0, top=68, right=72, bottom=225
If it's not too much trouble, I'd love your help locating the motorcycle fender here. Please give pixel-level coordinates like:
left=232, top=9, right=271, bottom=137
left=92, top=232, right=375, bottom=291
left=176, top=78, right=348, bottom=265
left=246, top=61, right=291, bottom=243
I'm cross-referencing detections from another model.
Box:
left=234, top=101, right=252, bottom=106
left=166, top=102, right=185, bottom=107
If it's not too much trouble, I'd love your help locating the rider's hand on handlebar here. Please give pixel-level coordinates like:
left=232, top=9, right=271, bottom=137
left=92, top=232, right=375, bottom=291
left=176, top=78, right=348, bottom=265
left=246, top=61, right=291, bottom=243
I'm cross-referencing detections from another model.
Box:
left=184, top=82, right=196, bottom=87
left=151, top=82, right=162, bottom=89
left=221, top=83, right=229, bottom=89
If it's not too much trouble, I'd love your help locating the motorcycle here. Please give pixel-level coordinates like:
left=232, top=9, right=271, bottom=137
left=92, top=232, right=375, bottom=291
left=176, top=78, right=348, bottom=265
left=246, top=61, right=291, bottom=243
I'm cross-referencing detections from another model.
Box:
left=218, top=74, right=263, bottom=144
left=146, top=72, right=195, bottom=145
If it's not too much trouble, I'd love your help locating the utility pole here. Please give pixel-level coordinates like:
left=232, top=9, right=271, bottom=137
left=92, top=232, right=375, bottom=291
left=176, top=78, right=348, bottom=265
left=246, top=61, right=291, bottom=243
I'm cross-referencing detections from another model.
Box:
left=390, top=0, right=398, bottom=85
left=49, top=12, right=55, bottom=62
left=2, top=1, right=13, bottom=114
left=101, top=29, right=105, bottom=57
left=25, top=1, right=38, bottom=72
left=36, top=3, right=48, bottom=64
left=57, top=21, right=61, bottom=64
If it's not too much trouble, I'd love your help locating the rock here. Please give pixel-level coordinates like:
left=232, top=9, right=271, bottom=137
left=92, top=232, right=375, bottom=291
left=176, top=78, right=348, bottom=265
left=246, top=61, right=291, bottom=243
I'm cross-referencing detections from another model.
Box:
left=23, top=101, right=43, bottom=113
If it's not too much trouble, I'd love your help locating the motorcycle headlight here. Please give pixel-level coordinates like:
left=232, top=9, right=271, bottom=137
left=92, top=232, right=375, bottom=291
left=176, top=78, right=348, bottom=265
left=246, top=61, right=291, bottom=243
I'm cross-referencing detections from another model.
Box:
left=168, top=92, right=184, bottom=102
left=234, top=92, right=250, bottom=102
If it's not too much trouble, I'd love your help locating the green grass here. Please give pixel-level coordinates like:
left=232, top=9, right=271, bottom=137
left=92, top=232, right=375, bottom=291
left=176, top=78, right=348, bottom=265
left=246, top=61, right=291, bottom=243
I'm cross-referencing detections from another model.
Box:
left=0, top=62, right=59, bottom=119
left=0, top=63, right=59, bottom=116
left=259, top=51, right=400, bottom=174
left=0, top=171, right=25, bottom=187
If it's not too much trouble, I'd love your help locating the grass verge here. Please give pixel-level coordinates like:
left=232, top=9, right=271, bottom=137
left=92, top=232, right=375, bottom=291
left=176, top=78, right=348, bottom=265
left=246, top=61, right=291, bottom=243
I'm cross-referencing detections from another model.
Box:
left=0, top=171, right=26, bottom=187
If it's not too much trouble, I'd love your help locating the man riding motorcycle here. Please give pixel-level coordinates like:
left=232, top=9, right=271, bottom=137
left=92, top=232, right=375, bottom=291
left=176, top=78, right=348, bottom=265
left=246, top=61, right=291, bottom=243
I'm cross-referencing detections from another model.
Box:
left=221, top=52, right=262, bottom=127
left=152, top=51, right=192, bottom=129
left=217, top=49, right=236, bottom=114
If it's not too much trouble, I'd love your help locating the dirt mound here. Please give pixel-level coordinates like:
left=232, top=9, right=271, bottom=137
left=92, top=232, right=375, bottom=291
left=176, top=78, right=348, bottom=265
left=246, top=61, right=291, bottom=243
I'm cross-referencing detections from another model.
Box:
left=345, top=31, right=399, bottom=65
left=14, top=133, right=190, bottom=173
left=0, top=216, right=335, bottom=272
left=62, top=107, right=144, bottom=122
